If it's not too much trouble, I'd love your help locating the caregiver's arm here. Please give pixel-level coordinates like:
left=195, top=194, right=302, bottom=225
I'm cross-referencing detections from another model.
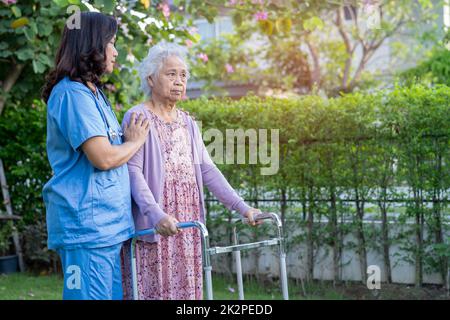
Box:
left=82, top=113, right=149, bottom=170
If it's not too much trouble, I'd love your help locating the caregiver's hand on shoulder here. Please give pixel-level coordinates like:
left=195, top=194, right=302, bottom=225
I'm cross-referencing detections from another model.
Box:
left=244, top=208, right=264, bottom=226
left=123, top=112, right=150, bottom=146
left=82, top=113, right=151, bottom=171
left=156, top=216, right=179, bottom=236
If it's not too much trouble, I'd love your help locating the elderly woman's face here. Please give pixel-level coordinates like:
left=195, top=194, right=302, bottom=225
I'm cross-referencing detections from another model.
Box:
left=148, top=55, right=188, bottom=102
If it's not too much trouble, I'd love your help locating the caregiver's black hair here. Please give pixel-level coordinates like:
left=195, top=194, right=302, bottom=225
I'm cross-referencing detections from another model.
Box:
left=42, top=12, right=117, bottom=103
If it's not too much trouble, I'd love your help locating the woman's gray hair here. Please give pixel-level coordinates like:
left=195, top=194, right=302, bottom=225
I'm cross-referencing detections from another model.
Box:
left=137, top=42, right=190, bottom=97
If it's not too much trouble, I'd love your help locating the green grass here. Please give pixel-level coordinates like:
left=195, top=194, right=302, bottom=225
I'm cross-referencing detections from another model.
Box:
left=0, top=272, right=310, bottom=300
left=208, top=276, right=294, bottom=300
left=0, top=273, right=63, bottom=300
left=9, top=272, right=446, bottom=300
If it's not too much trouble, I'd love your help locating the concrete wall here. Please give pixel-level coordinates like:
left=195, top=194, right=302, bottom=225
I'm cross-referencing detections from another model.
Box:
left=208, top=220, right=449, bottom=285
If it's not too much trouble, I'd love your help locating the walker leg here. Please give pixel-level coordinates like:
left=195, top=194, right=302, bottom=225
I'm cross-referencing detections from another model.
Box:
left=234, top=250, right=245, bottom=300
left=130, top=239, right=139, bottom=300
left=279, top=252, right=289, bottom=300
left=205, top=266, right=213, bottom=300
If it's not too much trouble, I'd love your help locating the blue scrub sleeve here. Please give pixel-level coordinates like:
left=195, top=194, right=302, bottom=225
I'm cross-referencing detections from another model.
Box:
left=52, top=88, right=107, bottom=151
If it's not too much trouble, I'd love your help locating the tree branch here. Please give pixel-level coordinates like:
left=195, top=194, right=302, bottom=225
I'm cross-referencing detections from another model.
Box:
left=335, top=7, right=355, bottom=90
left=0, top=60, right=25, bottom=116
left=305, top=34, right=321, bottom=89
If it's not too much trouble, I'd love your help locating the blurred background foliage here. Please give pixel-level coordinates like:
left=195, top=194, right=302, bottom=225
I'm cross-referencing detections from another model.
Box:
left=0, top=0, right=449, bottom=285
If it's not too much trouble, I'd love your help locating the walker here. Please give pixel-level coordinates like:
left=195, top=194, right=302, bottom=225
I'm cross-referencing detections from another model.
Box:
left=129, top=212, right=289, bottom=300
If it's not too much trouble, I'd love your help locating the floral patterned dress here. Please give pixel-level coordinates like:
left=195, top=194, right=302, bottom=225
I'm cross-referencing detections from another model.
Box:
left=121, top=108, right=203, bottom=300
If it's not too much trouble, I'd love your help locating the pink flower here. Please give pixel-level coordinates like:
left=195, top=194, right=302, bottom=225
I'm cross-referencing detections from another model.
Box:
left=185, top=39, right=193, bottom=48
left=225, top=63, right=234, bottom=73
left=227, top=0, right=238, bottom=5
left=188, top=27, right=198, bottom=35
left=254, top=11, right=268, bottom=21
left=251, top=0, right=264, bottom=4
left=105, top=83, right=117, bottom=92
left=198, top=53, right=208, bottom=63
left=158, top=3, right=170, bottom=18
left=1, top=0, right=17, bottom=4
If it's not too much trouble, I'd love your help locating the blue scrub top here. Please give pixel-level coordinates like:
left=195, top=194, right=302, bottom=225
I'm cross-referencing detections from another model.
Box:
left=43, top=77, right=134, bottom=250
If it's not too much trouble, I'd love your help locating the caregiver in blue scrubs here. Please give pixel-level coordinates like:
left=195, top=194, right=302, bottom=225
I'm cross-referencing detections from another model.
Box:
left=41, top=12, right=159, bottom=300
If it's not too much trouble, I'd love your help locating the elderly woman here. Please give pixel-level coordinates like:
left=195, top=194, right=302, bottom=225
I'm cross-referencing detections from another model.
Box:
left=120, top=42, right=261, bottom=300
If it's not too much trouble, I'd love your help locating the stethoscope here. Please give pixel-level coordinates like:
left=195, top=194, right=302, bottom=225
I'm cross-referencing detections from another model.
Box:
left=95, top=87, right=123, bottom=143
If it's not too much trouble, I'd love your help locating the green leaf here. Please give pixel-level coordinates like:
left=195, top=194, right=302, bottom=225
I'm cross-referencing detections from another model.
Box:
left=39, top=24, right=53, bottom=37
left=11, top=6, right=22, bottom=18
left=418, top=0, right=433, bottom=9
left=37, top=53, right=53, bottom=67
left=52, top=0, right=70, bottom=7
left=32, top=60, right=46, bottom=74
left=0, top=50, right=12, bottom=58
left=94, top=0, right=104, bottom=9
left=11, top=17, right=29, bottom=29
left=232, top=12, right=243, bottom=27
left=23, top=27, right=36, bottom=41
left=303, top=16, right=324, bottom=31
left=16, top=48, right=34, bottom=61
left=102, top=0, right=116, bottom=13
left=192, top=33, right=201, bottom=43
left=30, top=21, right=38, bottom=35
left=275, top=18, right=292, bottom=34
left=258, top=20, right=274, bottom=36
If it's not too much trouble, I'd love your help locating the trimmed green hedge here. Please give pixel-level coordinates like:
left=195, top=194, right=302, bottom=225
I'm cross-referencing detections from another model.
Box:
left=0, top=85, right=448, bottom=284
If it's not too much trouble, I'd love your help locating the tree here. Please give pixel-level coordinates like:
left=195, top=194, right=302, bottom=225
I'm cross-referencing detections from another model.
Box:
left=0, top=0, right=199, bottom=115
left=183, top=0, right=442, bottom=96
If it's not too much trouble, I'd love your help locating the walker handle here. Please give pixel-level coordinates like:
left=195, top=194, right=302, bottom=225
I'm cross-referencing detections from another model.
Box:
left=133, top=221, right=198, bottom=237
left=240, top=212, right=282, bottom=228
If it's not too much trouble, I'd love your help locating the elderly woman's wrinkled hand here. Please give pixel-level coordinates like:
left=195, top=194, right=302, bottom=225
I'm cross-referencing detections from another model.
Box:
left=244, top=208, right=264, bottom=226
left=155, top=215, right=179, bottom=236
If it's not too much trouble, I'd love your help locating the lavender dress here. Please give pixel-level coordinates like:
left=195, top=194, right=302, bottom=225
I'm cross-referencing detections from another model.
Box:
left=121, top=108, right=203, bottom=300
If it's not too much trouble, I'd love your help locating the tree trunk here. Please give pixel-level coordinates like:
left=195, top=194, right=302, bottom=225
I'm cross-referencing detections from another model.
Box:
left=306, top=186, right=315, bottom=282
left=355, top=190, right=367, bottom=285
left=226, top=209, right=234, bottom=279
left=301, top=187, right=307, bottom=221
left=305, top=38, right=321, bottom=89
left=432, top=149, right=446, bottom=287
left=252, top=180, right=260, bottom=281
left=330, top=187, right=340, bottom=285
left=432, top=190, right=446, bottom=286
left=280, top=187, right=287, bottom=229
left=379, top=196, right=392, bottom=283
left=413, top=187, right=423, bottom=288
left=0, top=61, right=25, bottom=116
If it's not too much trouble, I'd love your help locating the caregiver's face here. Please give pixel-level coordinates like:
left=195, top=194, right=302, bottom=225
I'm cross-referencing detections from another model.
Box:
left=104, top=35, right=118, bottom=74
left=149, top=55, right=188, bottom=102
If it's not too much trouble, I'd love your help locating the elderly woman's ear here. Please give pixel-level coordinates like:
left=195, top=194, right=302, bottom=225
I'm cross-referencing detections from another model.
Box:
left=147, top=76, right=154, bottom=89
